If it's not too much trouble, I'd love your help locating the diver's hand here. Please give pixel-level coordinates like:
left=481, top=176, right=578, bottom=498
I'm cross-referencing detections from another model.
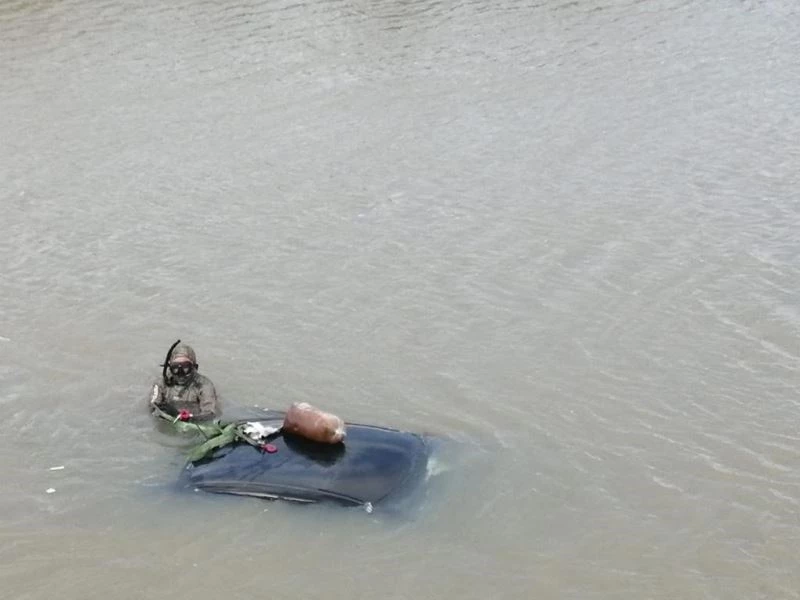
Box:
left=177, top=409, right=193, bottom=421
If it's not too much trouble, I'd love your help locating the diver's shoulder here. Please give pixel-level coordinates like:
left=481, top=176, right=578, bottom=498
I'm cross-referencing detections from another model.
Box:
left=193, top=372, right=216, bottom=387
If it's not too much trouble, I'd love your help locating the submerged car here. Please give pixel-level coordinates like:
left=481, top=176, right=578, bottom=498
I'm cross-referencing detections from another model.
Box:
left=178, top=411, right=432, bottom=510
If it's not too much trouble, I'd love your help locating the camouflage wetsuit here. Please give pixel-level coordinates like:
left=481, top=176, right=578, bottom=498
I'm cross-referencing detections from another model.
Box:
left=149, top=343, right=221, bottom=421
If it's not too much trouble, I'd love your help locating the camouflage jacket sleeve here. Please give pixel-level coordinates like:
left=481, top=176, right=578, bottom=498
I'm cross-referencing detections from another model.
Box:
left=148, top=378, right=165, bottom=410
left=194, top=376, right=220, bottom=421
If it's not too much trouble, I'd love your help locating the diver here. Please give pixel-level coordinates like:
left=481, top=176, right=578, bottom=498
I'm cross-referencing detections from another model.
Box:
left=149, top=340, right=220, bottom=422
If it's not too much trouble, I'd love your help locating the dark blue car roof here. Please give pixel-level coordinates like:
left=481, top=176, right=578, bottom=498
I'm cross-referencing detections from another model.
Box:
left=182, top=417, right=430, bottom=506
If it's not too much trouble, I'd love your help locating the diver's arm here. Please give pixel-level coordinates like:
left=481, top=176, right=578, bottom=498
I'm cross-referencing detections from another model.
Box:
left=148, top=380, right=180, bottom=417
left=148, top=380, right=164, bottom=410
left=195, top=378, right=220, bottom=421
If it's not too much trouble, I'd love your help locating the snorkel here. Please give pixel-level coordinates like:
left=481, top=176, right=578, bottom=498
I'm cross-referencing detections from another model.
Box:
left=162, top=339, right=181, bottom=387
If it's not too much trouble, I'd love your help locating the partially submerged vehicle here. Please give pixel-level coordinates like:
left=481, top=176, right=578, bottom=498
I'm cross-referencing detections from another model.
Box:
left=169, top=409, right=432, bottom=510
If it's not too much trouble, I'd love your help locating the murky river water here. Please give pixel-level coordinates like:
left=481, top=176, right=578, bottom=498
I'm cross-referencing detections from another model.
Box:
left=2, top=0, right=799, bottom=598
